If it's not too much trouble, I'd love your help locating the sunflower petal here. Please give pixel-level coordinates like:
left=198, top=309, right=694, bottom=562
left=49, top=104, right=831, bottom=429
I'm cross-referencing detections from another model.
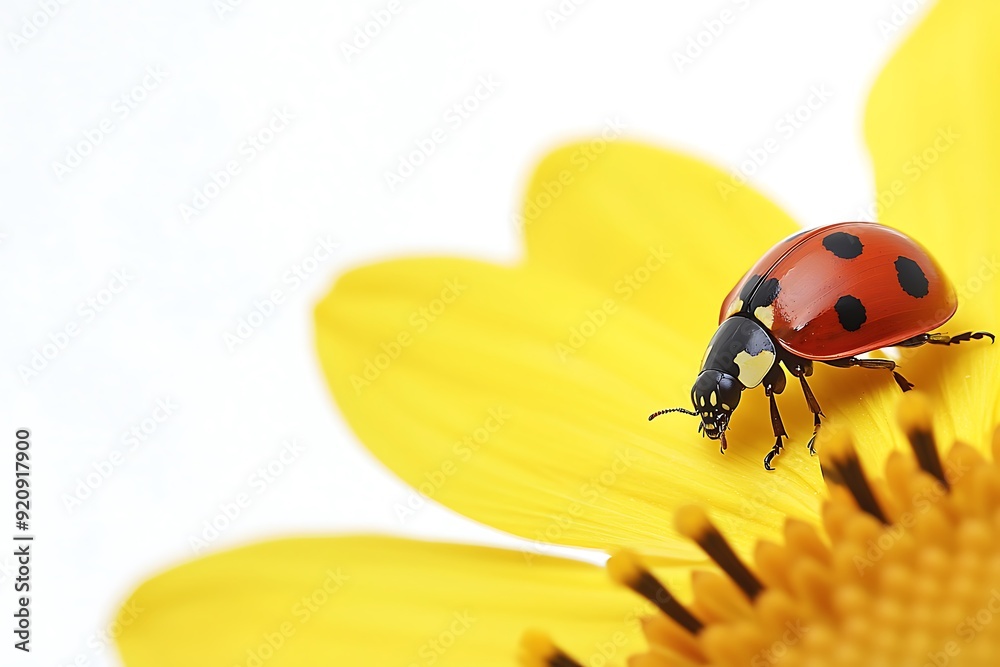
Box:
left=865, top=0, right=1000, bottom=450
left=521, top=141, right=800, bottom=332
left=115, top=536, right=653, bottom=667
left=317, top=257, right=825, bottom=560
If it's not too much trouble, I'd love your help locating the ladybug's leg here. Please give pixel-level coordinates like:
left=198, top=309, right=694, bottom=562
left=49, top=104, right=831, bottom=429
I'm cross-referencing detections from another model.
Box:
left=895, top=331, right=995, bottom=347
left=784, top=357, right=824, bottom=456
left=762, top=364, right=788, bottom=471
left=823, top=357, right=915, bottom=393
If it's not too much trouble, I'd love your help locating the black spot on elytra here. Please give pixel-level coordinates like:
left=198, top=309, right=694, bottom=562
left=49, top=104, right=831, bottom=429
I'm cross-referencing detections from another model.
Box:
left=895, top=256, right=929, bottom=298
left=753, top=278, right=781, bottom=306
left=822, top=232, right=864, bottom=259
left=738, top=274, right=761, bottom=303
left=751, top=277, right=781, bottom=308
left=835, top=295, right=867, bottom=331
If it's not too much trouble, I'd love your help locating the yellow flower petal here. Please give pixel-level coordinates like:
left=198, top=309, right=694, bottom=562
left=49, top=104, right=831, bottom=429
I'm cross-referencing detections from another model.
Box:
left=317, top=256, right=825, bottom=561
left=522, top=141, right=800, bottom=334
left=115, top=536, right=652, bottom=667
left=865, top=0, right=1000, bottom=455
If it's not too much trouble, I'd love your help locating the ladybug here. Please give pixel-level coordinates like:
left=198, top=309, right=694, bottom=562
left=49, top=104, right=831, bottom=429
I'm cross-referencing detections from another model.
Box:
left=650, top=221, right=994, bottom=470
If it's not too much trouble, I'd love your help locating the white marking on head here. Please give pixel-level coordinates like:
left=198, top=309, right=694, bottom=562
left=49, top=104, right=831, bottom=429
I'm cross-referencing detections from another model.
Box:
left=699, top=395, right=706, bottom=407
left=705, top=423, right=716, bottom=430
left=754, top=304, right=775, bottom=329
left=733, top=348, right=776, bottom=388
left=721, top=403, right=731, bottom=411
left=709, top=391, right=717, bottom=406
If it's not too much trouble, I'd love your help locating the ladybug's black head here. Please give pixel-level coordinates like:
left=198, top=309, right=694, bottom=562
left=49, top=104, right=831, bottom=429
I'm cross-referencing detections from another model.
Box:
left=690, top=370, right=743, bottom=445
left=648, top=370, right=744, bottom=448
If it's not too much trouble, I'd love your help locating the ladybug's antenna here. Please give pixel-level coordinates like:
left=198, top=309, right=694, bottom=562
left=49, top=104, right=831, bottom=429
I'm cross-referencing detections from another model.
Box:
left=648, top=407, right=699, bottom=421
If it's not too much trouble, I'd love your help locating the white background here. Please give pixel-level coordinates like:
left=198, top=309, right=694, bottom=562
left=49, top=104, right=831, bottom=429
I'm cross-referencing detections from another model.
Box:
left=1, top=0, right=928, bottom=663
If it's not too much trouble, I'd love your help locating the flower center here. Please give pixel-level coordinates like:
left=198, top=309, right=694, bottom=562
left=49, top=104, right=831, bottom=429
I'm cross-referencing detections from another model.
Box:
left=520, top=392, right=1000, bottom=666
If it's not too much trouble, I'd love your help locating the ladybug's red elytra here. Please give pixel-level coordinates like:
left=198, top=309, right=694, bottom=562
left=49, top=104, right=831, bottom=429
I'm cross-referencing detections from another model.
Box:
left=650, top=221, right=994, bottom=470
